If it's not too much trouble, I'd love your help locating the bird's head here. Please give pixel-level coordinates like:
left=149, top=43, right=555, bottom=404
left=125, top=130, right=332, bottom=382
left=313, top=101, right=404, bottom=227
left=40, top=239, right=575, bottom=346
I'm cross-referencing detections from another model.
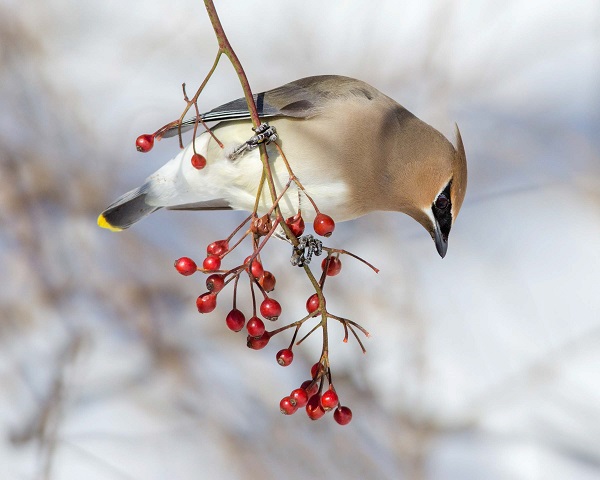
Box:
left=397, top=124, right=467, bottom=258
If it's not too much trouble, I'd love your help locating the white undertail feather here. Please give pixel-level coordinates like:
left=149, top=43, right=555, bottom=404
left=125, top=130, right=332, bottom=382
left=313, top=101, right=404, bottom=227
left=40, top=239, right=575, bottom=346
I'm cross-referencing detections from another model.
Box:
left=144, top=121, right=349, bottom=221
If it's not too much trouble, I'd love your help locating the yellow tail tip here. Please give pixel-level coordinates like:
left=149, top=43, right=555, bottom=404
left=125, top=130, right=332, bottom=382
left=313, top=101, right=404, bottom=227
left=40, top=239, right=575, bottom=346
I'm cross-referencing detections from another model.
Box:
left=97, top=214, right=123, bottom=232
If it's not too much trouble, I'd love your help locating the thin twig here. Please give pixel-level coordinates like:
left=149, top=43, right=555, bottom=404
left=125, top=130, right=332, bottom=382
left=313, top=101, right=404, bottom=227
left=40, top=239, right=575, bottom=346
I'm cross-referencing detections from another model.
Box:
left=348, top=325, right=367, bottom=353
left=325, top=247, right=380, bottom=273
left=296, top=322, right=322, bottom=346
left=329, top=313, right=371, bottom=338
left=177, top=50, right=222, bottom=148
left=273, top=142, right=320, bottom=214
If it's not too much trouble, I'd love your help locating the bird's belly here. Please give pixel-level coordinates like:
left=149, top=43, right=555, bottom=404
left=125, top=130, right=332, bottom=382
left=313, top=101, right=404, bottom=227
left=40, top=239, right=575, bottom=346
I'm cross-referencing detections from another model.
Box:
left=227, top=153, right=352, bottom=222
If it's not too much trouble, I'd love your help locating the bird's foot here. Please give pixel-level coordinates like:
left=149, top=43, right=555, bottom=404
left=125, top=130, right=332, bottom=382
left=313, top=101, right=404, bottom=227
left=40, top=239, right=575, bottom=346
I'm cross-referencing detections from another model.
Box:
left=251, top=123, right=278, bottom=145
left=290, top=235, right=323, bottom=267
left=230, top=123, right=278, bottom=159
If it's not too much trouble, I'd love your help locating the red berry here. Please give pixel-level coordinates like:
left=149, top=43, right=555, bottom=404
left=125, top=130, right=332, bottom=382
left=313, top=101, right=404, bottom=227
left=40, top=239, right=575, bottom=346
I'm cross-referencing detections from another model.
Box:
left=276, top=348, right=294, bottom=367
left=246, top=316, right=265, bottom=337
left=290, top=388, right=309, bottom=408
left=320, top=388, right=339, bottom=410
left=226, top=309, right=246, bottom=332
left=300, top=380, right=319, bottom=399
left=280, top=396, right=298, bottom=415
left=258, top=271, right=276, bottom=292
left=321, top=257, right=342, bottom=276
left=285, top=212, right=305, bottom=238
left=135, top=134, right=154, bottom=152
left=310, top=362, right=322, bottom=379
left=247, top=332, right=270, bottom=350
left=207, top=240, right=229, bottom=256
left=174, top=257, right=197, bottom=276
left=206, top=274, right=225, bottom=293
left=191, top=153, right=207, bottom=169
left=196, top=292, right=217, bottom=314
left=306, top=293, right=322, bottom=314
left=306, top=394, right=326, bottom=420
left=313, top=213, right=335, bottom=237
left=244, top=257, right=264, bottom=279
left=203, top=255, right=221, bottom=271
left=251, top=262, right=264, bottom=279
left=260, top=298, right=282, bottom=321
left=333, top=406, right=353, bottom=425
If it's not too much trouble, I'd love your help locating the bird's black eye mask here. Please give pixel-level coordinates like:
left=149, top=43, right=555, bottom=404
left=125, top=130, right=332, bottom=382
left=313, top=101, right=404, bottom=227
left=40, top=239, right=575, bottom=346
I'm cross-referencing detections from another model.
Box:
left=432, top=181, right=452, bottom=240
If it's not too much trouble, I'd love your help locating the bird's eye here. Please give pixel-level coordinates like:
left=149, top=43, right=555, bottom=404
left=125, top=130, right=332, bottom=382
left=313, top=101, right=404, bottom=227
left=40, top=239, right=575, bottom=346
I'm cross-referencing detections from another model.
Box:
left=435, top=194, right=449, bottom=210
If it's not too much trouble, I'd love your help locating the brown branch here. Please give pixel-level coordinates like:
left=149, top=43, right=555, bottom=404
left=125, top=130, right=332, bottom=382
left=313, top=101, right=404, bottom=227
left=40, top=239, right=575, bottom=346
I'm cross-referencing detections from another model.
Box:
left=200, top=0, right=361, bottom=396
left=176, top=51, right=222, bottom=148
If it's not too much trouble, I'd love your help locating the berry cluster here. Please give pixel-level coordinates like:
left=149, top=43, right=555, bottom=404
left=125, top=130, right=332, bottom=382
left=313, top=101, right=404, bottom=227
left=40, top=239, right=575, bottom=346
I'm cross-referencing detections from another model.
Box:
left=171, top=205, right=373, bottom=424
left=278, top=361, right=352, bottom=424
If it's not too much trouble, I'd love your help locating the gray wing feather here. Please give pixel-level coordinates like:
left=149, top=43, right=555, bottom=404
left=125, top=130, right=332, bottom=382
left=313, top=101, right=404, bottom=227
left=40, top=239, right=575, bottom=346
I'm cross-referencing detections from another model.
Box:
left=159, top=75, right=361, bottom=138
left=166, top=200, right=231, bottom=211
left=160, top=92, right=315, bottom=138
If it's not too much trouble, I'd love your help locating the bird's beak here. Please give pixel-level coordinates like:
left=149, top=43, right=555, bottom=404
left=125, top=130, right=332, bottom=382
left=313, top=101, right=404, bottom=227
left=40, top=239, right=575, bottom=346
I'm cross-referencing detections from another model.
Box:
left=432, top=220, right=448, bottom=258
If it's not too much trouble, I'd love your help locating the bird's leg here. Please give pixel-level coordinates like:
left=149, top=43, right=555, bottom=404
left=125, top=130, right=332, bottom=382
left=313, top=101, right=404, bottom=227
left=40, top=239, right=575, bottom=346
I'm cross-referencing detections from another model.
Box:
left=229, top=123, right=278, bottom=160
left=290, top=234, right=323, bottom=267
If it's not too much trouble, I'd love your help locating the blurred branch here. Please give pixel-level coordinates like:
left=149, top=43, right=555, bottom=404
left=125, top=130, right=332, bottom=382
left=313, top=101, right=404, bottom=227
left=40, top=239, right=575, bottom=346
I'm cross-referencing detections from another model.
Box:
left=10, top=334, right=83, bottom=479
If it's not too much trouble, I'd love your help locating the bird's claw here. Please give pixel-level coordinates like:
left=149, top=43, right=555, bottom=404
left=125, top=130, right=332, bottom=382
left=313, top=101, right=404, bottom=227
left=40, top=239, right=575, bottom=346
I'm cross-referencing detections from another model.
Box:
left=290, top=235, right=323, bottom=267
left=230, top=123, right=278, bottom=159
left=252, top=123, right=278, bottom=143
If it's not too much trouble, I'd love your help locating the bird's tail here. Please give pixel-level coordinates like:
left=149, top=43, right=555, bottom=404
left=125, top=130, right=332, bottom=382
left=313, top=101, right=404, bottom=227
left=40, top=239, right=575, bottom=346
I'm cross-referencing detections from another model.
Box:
left=97, top=186, right=160, bottom=231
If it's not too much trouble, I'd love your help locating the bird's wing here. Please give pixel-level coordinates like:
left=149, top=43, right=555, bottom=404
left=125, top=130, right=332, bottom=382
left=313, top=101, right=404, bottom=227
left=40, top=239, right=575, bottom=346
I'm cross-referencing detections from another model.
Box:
left=160, top=75, right=373, bottom=138
left=166, top=201, right=232, bottom=211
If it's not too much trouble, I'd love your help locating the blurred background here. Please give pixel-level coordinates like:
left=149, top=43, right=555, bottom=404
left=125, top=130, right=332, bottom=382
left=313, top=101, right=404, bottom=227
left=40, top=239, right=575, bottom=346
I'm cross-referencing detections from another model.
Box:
left=1, top=1, right=599, bottom=479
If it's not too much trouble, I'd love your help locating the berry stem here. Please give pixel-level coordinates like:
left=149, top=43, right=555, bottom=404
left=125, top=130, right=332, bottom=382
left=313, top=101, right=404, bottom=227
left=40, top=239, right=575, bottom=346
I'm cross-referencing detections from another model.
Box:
left=328, top=314, right=371, bottom=338
left=324, top=247, right=380, bottom=274
left=268, top=310, right=318, bottom=337
left=182, top=83, right=202, bottom=156
left=226, top=214, right=253, bottom=243
left=249, top=273, right=257, bottom=316
left=232, top=274, right=240, bottom=310
left=224, top=230, right=251, bottom=258
left=273, top=142, right=321, bottom=215
left=327, top=315, right=369, bottom=353
left=341, top=320, right=350, bottom=344
left=265, top=177, right=294, bottom=218
left=183, top=83, right=224, bottom=149
left=295, top=321, right=323, bottom=346
left=268, top=322, right=300, bottom=336
left=348, top=325, right=367, bottom=354
left=175, top=50, right=223, bottom=149
left=288, top=324, right=301, bottom=349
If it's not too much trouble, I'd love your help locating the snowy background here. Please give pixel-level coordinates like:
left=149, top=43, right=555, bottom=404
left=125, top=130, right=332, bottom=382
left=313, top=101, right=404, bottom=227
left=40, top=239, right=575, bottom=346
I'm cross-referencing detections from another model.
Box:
left=1, top=1, right=599, bottom=479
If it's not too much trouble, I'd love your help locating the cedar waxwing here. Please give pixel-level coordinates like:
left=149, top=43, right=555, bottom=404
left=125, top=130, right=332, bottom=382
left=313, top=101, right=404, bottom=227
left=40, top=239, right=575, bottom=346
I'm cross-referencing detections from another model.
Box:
left=98, top=75, right=467, bottom=257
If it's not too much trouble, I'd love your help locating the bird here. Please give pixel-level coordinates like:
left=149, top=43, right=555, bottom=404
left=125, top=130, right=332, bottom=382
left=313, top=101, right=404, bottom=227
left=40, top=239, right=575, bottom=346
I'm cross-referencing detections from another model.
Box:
left=97, top=75, right=467, bottom=257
